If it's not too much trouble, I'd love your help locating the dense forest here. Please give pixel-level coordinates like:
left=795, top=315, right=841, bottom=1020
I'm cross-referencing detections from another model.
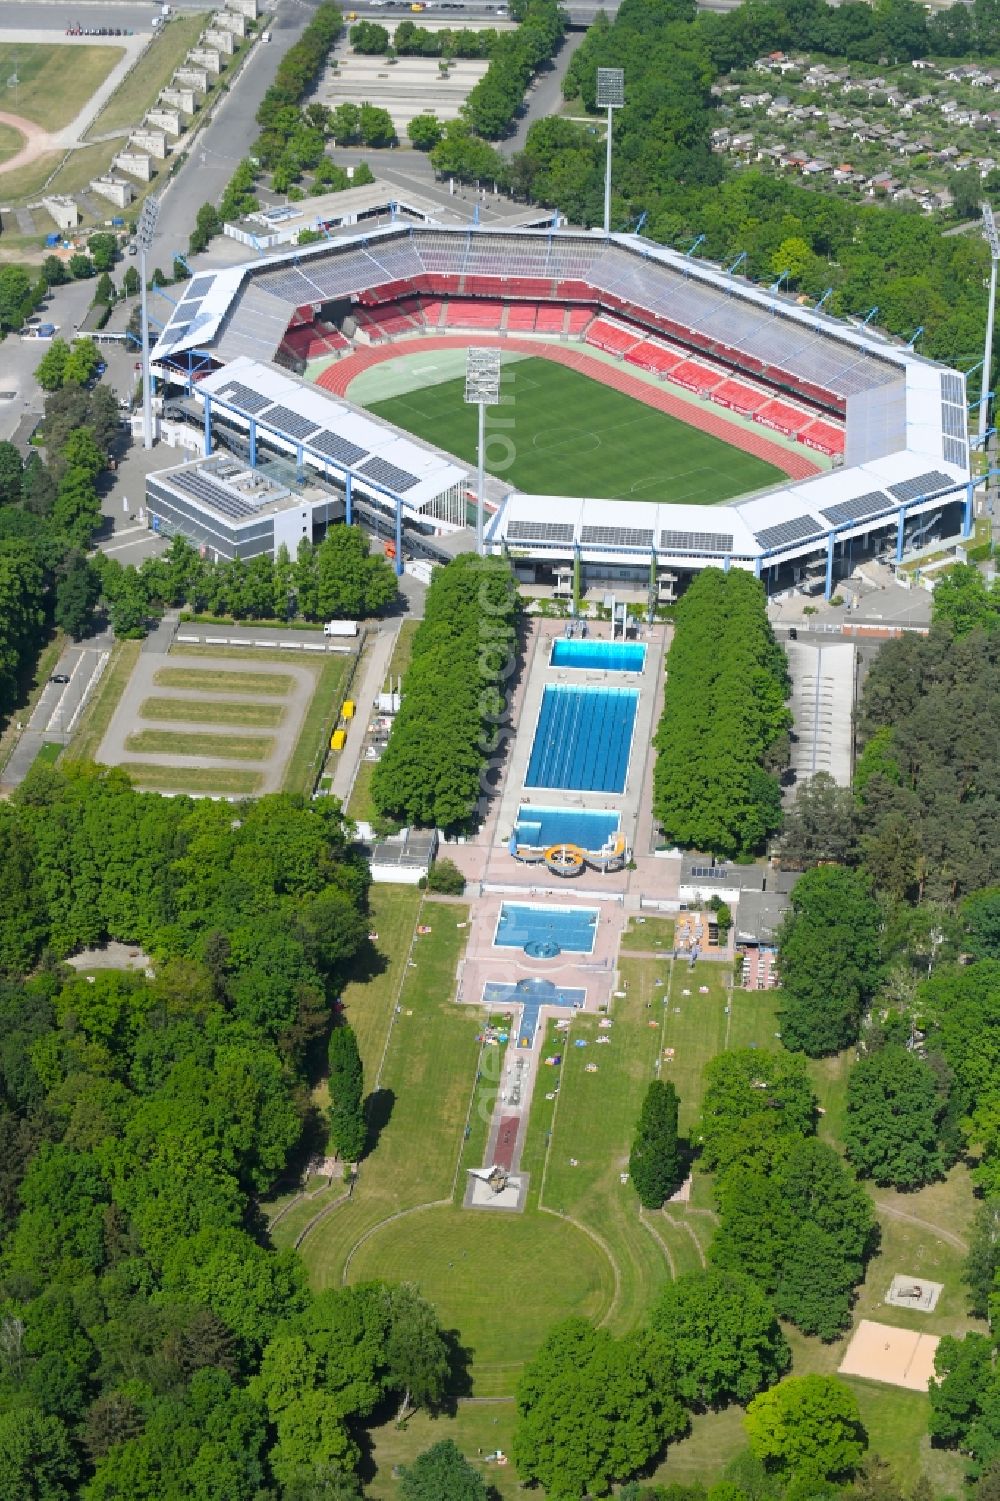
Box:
left=653, top=568, right=790, bottom=857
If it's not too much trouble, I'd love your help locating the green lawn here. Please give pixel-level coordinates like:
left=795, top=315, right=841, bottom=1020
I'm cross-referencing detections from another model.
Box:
left=121, top=762, right=262, bottom=795
left=619, top=914, right=676, bottom=953
left=125, top=728, right=275, bottom=760
left=0, top=42, right=123, bottom=130
left=365, top=357, right=785, bottom=505
left=83, top=15, right=208, bottom=138
left=0, top=121, right=23, bottom=165
left=155, top=666, right=293, bottom=696
left=139, top=696, right=287, bottom=728
left=283, top=653, right=350, bottom=796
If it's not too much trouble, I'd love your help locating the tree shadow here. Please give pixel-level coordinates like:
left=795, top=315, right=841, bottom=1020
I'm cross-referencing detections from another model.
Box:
left=364, top=1087, right=395, bottom=1157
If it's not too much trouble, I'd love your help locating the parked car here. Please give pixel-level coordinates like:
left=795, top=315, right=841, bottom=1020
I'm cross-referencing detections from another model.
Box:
left=50, top=673, right=70, bottom=684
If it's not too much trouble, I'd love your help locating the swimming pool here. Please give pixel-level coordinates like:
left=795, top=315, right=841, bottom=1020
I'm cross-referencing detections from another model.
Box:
left=514, top=805, right=620, bottom=851
left=494, top=903, right=599, bottom=956
left=525, top=685, right=638, bottom=793
left=550, top=639, right=646, bottom=673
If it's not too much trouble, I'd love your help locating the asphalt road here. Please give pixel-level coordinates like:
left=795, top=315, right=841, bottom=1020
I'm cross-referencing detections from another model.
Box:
left=145, top=0, right=321, bottom=270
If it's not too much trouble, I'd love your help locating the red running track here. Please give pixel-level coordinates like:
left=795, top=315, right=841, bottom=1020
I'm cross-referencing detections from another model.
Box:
left=315, top=335, right=823, bottom=482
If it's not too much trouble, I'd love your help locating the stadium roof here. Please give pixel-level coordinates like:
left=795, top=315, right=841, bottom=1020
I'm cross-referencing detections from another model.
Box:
left=152, top=225, right=921, bottom=401
left=196, top=357, right=466, bottom=514
left=491, top=451, right=968, bottom=564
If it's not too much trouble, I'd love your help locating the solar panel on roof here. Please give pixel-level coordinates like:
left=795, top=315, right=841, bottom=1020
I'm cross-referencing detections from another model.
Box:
left=507, top=520, right=575, bottom=543
left=216, top=381, right=271, bottom=415
left=941, top=402, right=966, bottom=440
left=172, top=469, right=255, bottom=523
left=309, top=430, right=368, bottom=467
left=689, top=865, right=727, bottom=879
left=941, top=372, right=963, bottom=406
left=187, top=276, right=214, bottom=298
left=659, top=529, right=734, bottom=553
left=261, top=404, right=320, bottom=441
left=755, top=515, right=821, bottom=551
left=943, top=436, right=967, bottom=469
left=359, top=456, right=419, bottom=493
left=166, top=322, right=191, bottom=341
left=177, top=299, right=203, bottom=316
left=820, top=491, right=891, bottom=527
left=888, top=470, right=956, bottom=502
left=581, top=525, right=654, bottom=548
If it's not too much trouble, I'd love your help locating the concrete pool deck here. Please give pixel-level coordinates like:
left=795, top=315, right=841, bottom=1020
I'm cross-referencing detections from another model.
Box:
left=492, top=619, right=667, bottom=867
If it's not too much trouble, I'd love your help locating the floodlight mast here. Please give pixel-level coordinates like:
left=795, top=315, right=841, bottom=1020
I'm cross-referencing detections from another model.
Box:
left=596, top=68, right=624, bottom=237
left=980, top=202, right=1000, bottom=446
left=465, top=347, right=501, bottom=556
left=137, top=196, right=160, bottom=451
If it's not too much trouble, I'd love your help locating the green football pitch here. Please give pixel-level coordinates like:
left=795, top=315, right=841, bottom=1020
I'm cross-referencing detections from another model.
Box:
left=364, top=356, right=787, bottom=504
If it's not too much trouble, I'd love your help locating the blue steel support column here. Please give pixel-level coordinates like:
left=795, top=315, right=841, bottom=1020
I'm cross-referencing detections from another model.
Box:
left=964, top=481, right=975, bottom=538
left=345, top=471, right=352, bottom=526
left=394, top=495, right=403, bottom=577
left=723, top=554, right=731, bottom=573
left=825, top=532, right=835, bottom=600
left=296, top=446, right=304, bottom=484
left=249, top=419, right=257, bottom=468
left=754, top=556, right=762, bottom=579
left=896, top=509, right=906, bottom=564
left=203, top=396, right=212, bottom=456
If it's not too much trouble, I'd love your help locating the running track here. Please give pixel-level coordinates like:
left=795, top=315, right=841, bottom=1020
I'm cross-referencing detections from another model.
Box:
left=316, top=336, right=823, bottom=483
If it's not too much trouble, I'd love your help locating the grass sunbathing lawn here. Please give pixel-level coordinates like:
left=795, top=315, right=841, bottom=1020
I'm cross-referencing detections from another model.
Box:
left=366, top=357, right=785, bottom=504
left=0, top=41, right=123, bottom=131
left=619, top=915, right=676, bottom=953
left=283, top=653, right=349, bottom=796
left=155, top=666, right=293, bottom=696
left=125, top=728, right=274, bottom=760
left=83, top=15, right=207, bottom=137
left=120, top=762, right=262, bottom=795
left=139, top=696, right=286, bottom=728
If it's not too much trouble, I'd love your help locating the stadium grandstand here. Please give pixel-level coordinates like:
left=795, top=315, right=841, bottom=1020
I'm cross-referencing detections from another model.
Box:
left=148, top=225, right=975, bottom=597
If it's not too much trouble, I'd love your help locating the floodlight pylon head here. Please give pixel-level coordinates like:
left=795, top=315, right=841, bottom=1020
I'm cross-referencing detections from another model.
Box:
left=464, top=345, right=501, bottom=406
left=982, top=201, right=1000, bottom=261
left=137, top=195, right=160, bottom=252
left=596, top=67, right=624, bottom=109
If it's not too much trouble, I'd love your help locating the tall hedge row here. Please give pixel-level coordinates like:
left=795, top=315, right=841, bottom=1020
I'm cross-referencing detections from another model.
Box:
left=653, top=569, right=790, bottom=857
left=256, top=3, right=343, bottom=127
left=462, top=0, right=565, bottom=139
left=371, top=555, right=518, bottom=830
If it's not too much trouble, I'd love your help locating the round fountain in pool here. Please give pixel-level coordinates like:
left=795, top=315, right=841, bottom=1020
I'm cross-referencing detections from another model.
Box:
left=524, top=938, right=561, bottom=960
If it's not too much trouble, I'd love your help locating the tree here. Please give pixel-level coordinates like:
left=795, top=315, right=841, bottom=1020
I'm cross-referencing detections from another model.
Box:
left=68, top=253, right=94, bottom=280
left=121, top=264, right=140, bottom=299
left=41, top=255, right=68, bottom=288
left=744, top=1376, right=867, bottom=1483
left=189, top=202, right=223, bottom=255
left=929, top=1333, right=995, bottom=1447
left=93, top=271, right=115, bottom=306
left=514, top=1319, right=687, bottom=1499
left=712, top=1137, right=876, bottom=1339
left=327, top=1024, right=365, bottom=1162
left=844, top=1045, right=947, bottom=1188
left=0, top=441, right=22, bottom=505
left=384, top=1282, right=452, bottom=1423
left=962, top=887, right=1000, bottom=961
left=314, top=525, right=397, bottom=620
left=359, top=102, right=396, bottom=147
left=630, top=1080, right=682, bottom=1209
left=931, top=564, right=1000, bottom=636
left=698, top=1048, right=817, bottom=1174
left=425, top=857, right=465, bottom=895
left=36, top=338, right=70, bottom=393
left=88, top=233, right=117, bottom=273
left=649, top=1268, right=789, bottom=1409
left=0, top=1405, right=78, bottom=1500
left=350, top=18, right=390, bottom=51
left=777, top=865, right=882, bottom=1056
left=408, top=113, right=444, bottom=150
left=54, top=553, right=101, bottom=639
left=779, top=773, right=856, bottom=867
left=400, top=1439, right=488, bottom=1500
left=0, top=265, right=34, bottom=332
left=964, top=1199, right=1000, bottom=1320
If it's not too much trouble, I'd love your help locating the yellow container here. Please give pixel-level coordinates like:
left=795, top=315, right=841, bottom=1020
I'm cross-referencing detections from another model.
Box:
left=331, top=729, right=347, bottom=751
left=342, top=700, right=356, bottom=720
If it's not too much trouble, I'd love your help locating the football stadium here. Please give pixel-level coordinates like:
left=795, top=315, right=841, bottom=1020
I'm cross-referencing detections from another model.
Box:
left=148, top=224, right=975, bottom=601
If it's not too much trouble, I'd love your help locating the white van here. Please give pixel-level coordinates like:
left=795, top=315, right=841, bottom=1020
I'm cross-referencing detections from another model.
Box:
left=323, top=619, right=359, bottom=637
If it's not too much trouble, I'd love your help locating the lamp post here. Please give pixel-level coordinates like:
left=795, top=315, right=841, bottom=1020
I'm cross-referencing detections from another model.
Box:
left=465, top=346, right=501, bottom=556
left=137, top=196, right=160, bottom=451
left=980, top=201, right=1000, bottom=447
left=596, top=67, right=624, bottom=237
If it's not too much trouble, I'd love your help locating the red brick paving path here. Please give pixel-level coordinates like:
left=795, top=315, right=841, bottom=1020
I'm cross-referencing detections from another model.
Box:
left=316, top=335, right=822, bottom=482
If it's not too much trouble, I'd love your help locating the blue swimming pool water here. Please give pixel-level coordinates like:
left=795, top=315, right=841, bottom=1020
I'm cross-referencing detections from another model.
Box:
left=514, top=805, right=620, bottom=851
left=525, top=685, right=638, bottom=793
left=482, top=977, right=587, bottom=1047
left=550, top=639, right=647, bottom=672
left=494, top=903, right=599, bottom=955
